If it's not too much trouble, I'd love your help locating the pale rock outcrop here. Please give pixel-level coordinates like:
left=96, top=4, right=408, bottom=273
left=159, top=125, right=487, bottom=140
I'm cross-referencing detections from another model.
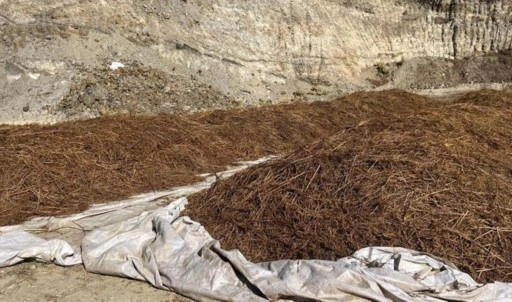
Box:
left=0, top=0, right=510, bottom=122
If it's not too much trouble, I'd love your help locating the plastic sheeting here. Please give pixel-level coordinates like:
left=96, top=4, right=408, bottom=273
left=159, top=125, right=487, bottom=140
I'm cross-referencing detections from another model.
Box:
left=0, top=231, right=80, bottom=267
left=1, top=157, right=512, bottom=301
left=80, top=199, right=512, bottom=302
left=1, top=197, right=511, bottom=301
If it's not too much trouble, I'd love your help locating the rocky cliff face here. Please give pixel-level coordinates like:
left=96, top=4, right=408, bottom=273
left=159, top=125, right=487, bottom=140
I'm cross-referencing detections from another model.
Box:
left=0, top=0, right=510, bottom=123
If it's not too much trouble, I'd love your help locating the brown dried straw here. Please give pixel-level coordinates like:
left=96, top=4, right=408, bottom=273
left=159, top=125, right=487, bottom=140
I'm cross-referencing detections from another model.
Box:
left=188, top=90, right=512, bottom=283
left=1, top=88, right=512, bottom=283
left=0, top=90, right=432, bottom=225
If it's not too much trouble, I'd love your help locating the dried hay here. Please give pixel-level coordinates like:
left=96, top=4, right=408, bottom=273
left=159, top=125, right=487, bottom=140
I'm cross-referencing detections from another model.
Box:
left=1, top=88, right=511, bottom=283
left=1, top=90, right=430, bottom=225
left=188, top=94, right=512, bottom=283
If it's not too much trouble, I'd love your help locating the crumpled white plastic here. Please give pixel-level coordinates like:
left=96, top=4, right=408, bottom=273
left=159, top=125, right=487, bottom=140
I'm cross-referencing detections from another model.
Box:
left=79, top=198, right=512, bottom=302
left=0, top=231, right=81, bottom=267
left=0, top=178, right=511, bottom=301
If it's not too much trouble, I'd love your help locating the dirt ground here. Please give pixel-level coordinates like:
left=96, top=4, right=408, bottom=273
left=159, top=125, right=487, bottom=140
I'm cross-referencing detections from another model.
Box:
left=0, top=262, right=191, bottom=302
left=57, top=63, right=242, bottom=119
left=391, top=53, right=512, bottom=89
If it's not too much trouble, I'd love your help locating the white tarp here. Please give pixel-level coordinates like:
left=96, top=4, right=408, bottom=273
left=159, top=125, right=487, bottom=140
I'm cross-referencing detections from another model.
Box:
left=1, top=198, right=512, bottom=301
left=80, top=199, right=512, bottom=302
left=0, top=231, right=80, bottom=267
left=1, top=158, right=511, bottom=301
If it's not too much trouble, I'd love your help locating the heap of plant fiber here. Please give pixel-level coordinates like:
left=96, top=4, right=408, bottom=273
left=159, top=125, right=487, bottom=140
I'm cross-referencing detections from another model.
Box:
left=189, top=99, right=512, bottom=283
left=0, top=90, right=433, bottom=225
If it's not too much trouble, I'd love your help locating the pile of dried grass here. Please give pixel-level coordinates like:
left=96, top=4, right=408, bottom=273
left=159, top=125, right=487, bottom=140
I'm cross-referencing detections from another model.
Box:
left=2, top=88, right=512, bottom=283
left=0, top=90, right=431, bottom=225
left=188, top=96, right=512, bottom=283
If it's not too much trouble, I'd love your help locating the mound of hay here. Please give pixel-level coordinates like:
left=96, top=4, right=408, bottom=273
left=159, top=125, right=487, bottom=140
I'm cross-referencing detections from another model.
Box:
left=188, top=101, right=512, bottom=283
left=0, top=90, right=435, bottom=226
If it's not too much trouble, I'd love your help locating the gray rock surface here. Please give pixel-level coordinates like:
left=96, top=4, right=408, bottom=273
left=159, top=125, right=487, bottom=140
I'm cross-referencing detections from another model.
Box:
left=0, top=0, right=510, bottom=124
